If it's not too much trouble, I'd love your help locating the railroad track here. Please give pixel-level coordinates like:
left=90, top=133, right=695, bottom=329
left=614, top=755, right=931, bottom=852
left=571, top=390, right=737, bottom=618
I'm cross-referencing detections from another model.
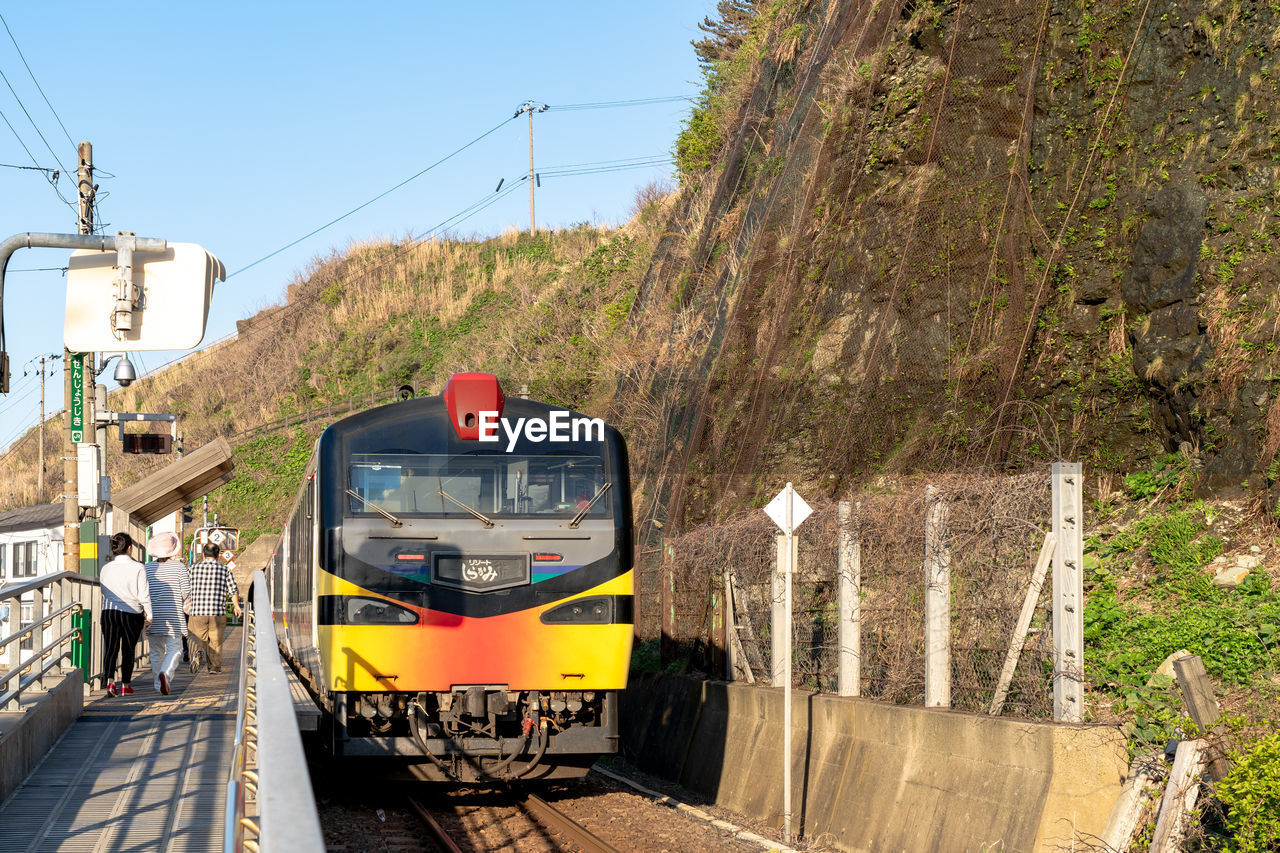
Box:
left=407, top=791, right=622, bottom=853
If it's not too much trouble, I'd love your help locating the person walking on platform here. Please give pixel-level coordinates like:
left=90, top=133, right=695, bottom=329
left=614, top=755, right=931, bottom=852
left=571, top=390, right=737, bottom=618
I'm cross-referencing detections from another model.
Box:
left=187, top=542, right=241, bottom=674
left=144, top=532, right=190, bottom=695
left=99, top=532, right=151, bottom=696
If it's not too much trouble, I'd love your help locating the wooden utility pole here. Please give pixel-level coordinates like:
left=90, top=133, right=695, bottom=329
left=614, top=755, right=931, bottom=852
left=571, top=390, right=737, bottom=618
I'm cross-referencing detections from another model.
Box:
left=514, top=101, right=547, bottom=232
left=64, top=141, right=93, bottom=572
left=528, top=104, right=535, bottom=230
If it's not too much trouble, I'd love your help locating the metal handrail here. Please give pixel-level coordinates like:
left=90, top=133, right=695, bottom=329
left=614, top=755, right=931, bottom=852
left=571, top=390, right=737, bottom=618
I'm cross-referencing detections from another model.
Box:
left=0, top=571, right=101, bottom=711
left=0, top=570, right=97, bottom=600
left=224, top=570, right=324, bottom=853
left=0, top=601, right=82, bottom=654
left=0, top=625, right=81, bottom=707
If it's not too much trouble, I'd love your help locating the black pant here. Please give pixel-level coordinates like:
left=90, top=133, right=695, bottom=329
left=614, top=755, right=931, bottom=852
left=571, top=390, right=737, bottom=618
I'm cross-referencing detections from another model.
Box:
left=102, top=609, right=146, bottom=685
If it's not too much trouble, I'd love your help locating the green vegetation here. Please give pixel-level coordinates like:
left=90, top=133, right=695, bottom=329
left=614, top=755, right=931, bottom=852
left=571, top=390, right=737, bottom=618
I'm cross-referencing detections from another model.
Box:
left=1217, top=732, right=1280, bottom=853
left=1085, top=462, right=1280, bottom=845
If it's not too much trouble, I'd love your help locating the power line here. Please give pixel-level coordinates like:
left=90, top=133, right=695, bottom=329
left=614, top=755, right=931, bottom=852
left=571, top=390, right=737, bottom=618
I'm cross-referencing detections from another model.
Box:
left=0, top=13, right=74, bottom=147
left=0, top=106, right=76, bottom=211
left=545, top=95, right=693, bottom=111
left=230, top=114, right=518, bottom=278
left=138, top=177, right=535, bottom=381
left=539, top=159, right=673, bottom=179
left=0, top=103, right=40, bottom=166
left=0, top=62, right=68, bottom=171
left=539, top=154, right=672, bottom=170
left=0, top=160, right=55, bottom=172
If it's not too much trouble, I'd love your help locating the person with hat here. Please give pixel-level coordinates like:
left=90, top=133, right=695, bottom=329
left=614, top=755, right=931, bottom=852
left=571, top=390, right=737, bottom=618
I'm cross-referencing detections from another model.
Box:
left=144, top=531, right=190, bottom=695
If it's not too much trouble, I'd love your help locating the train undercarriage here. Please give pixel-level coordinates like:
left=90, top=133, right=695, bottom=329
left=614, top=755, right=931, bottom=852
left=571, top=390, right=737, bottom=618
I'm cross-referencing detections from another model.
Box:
left=316, top=685, right=619, bottom=782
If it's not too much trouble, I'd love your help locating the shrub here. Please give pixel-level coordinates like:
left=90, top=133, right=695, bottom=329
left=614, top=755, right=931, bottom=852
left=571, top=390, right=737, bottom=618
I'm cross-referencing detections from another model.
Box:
left=1216, top=731, right=1280, bottom=852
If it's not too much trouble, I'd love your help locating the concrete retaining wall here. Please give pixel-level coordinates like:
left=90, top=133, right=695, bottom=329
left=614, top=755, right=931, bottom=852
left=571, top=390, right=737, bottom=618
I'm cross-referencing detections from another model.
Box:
left=0, top=670, right=84, bottom=805
left=622, top=674, right=1127, bottom=852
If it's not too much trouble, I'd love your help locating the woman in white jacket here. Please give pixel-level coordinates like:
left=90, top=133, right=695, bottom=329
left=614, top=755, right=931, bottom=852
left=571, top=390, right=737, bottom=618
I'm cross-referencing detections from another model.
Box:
left=99, top=532, right=151, bottom=696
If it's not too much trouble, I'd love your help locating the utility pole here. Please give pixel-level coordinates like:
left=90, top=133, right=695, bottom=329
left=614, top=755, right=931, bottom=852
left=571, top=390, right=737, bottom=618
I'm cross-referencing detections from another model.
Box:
left=28, top=354, right=59, bottom=503
left=514, top=101, right=548, bottom=232
left=64, top=141, right=93, bottom=572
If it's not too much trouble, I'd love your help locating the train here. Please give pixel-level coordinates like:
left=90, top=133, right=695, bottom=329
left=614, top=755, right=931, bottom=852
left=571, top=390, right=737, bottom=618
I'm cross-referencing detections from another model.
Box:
left=263, top=372, right=634, bottom=781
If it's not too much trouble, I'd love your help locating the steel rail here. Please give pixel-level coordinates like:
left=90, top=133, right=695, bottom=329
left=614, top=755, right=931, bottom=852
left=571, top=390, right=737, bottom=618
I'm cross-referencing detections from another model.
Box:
left=405, top=797, right=466, bottom=853
left=522, top=793, right=622, bottom=853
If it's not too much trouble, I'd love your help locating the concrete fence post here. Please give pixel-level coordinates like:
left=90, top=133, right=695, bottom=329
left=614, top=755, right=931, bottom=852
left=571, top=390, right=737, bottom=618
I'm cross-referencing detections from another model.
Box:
left=660, top=543, right=675, bottom=665
left=837, top=501, right=861, bottom=697
left=1052, top=462, right=1084, bottom=722
left=924, top=485, right=951, bottom=708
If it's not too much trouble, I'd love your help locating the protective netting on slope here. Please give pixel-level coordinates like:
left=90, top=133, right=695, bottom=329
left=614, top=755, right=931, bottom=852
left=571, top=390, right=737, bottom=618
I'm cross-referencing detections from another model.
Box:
left=636, top=472, right=1055, bottom=718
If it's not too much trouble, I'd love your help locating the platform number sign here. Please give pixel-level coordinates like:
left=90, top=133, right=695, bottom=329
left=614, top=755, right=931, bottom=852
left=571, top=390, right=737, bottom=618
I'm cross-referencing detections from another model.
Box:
left=70, top=353, right=85, bottom=443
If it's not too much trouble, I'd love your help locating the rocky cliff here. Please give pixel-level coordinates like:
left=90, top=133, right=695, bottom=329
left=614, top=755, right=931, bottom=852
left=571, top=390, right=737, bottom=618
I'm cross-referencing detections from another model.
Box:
left=619, top=0, right=1280, bottom=529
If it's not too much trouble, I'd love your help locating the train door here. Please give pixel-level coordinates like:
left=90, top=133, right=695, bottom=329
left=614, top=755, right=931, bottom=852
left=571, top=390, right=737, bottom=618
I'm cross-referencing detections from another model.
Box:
left=309, top=475, right=319, bottom=649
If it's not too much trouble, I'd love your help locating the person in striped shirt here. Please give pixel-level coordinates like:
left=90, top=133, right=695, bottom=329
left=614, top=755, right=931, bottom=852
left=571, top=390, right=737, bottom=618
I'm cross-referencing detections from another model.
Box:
left=188, top=542, right=242, bottom=674
left=144, top=532, right=190, bottom=696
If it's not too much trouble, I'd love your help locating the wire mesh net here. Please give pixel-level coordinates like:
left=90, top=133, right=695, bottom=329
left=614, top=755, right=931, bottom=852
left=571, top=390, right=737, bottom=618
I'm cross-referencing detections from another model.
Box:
left=636, top=471, right=1056, bottom=718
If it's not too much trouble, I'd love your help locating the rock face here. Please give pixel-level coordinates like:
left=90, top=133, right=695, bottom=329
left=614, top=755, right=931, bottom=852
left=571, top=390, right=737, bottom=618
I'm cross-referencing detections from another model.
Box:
left=630, top=0, right=1280, bottom=524
left=1121, top=178, right=1212, bottom=449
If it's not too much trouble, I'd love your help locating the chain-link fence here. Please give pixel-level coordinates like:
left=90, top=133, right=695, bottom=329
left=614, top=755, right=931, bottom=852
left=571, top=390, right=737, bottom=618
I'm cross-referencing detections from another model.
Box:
left=637, top=471, right=1058, bottom=719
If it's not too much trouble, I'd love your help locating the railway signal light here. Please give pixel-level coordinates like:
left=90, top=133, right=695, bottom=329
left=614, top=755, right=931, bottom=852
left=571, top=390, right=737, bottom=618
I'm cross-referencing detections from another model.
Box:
left=122, top=433, right=172, bottom=454
left=182, top=504, right=194, bottom=524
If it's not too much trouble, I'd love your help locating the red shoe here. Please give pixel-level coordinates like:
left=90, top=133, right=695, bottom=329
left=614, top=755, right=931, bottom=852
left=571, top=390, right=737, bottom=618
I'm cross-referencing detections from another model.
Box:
left=106, top=681, right=119, bottom=697
left=159, top=674, right=170, bottom=695
left=121, top=684, right=135, bottom=696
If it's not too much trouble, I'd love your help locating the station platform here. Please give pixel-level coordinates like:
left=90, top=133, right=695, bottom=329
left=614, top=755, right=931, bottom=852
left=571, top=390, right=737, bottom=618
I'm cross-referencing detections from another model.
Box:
left=0, top=629, right=242, bottom=853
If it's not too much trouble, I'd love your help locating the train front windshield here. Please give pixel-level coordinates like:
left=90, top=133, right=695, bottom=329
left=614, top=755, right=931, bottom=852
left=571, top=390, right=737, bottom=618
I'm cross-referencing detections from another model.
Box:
left=348, top=452, right=611, bottom=520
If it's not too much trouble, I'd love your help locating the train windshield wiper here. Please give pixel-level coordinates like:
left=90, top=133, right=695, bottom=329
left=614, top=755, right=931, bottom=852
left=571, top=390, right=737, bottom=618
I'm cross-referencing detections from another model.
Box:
left=437, top=489, right=495, bottom=528
left=344, top=488, right=403, bottom=527
left=568, top=482, right=612, bottom=529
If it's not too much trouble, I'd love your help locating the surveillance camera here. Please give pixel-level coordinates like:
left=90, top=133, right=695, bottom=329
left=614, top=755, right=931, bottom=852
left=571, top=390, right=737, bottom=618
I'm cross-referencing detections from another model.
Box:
left=114, top=356, right=137, bottom=387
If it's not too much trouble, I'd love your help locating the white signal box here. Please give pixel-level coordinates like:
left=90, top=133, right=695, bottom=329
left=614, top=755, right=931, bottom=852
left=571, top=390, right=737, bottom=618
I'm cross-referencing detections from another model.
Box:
left=64, top=242, right=226, bottom=351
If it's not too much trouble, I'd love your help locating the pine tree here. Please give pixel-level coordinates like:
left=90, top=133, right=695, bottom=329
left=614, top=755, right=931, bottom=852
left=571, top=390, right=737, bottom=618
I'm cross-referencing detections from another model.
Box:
left=691, top=0, right=758, bottom=67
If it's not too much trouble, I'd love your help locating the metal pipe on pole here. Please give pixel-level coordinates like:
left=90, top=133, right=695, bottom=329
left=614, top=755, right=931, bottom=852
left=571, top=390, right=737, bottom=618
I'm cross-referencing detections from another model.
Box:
left=782, top=486, right=793, bottom=844
left=763, top=482, right=811, bottom=846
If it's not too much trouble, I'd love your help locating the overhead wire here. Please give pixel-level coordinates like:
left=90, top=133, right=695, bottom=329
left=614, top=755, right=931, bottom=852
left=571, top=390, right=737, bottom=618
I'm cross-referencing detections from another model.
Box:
left=0, top=12, right=74, bottom=147
left=545, top=95, right=693, bottom=111
left=0, top=104, right=76, bottom=210
left=230, top=114, right=518, bottom=278
left=538, top=154, right=672, bottom=170
left=0, top=62, right=68, bottom=172
left=90, top=96, right=690, bottom=387
left=136, top=176, right=534, bottom=381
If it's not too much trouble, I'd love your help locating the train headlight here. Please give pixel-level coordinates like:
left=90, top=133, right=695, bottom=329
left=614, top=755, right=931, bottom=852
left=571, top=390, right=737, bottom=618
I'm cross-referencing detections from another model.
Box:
left=540, top=595, right=613, bottom=625
left=344, top=597, right=418, bottom=625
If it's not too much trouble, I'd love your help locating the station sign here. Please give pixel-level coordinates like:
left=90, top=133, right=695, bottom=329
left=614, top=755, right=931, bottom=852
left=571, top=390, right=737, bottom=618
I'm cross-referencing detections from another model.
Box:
left=70, top=353, right=84, bottom=442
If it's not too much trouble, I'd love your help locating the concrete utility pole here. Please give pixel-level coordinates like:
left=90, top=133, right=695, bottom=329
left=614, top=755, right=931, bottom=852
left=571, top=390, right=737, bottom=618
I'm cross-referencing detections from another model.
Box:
left=33, top=354, right=58, bottom=502
left=63, top=142, right=93, bottom=571
left=514, top=101, right=548, bottom=232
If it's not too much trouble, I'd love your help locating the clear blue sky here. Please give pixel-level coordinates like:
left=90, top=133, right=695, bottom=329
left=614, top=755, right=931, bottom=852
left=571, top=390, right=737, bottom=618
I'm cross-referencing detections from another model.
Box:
left=0, top=1, right=714, bottom=454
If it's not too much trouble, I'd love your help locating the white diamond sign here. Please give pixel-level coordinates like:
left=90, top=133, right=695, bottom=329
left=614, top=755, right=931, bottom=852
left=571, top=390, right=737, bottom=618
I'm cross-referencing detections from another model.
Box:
left=764, top=482, right=812, bottom=535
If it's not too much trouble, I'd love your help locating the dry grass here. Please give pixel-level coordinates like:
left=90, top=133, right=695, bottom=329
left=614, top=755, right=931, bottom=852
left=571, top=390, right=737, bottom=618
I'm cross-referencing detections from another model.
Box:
left=0, top=217, right=670, bottom=512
